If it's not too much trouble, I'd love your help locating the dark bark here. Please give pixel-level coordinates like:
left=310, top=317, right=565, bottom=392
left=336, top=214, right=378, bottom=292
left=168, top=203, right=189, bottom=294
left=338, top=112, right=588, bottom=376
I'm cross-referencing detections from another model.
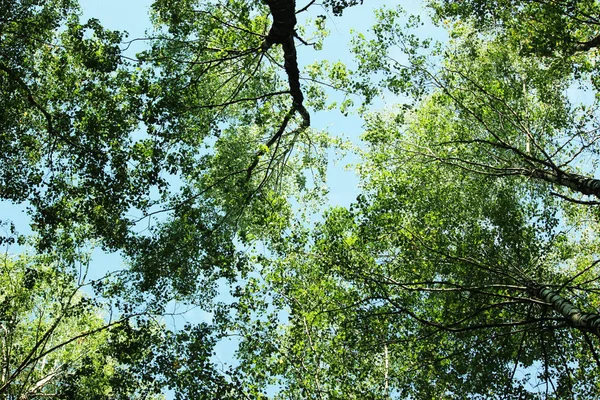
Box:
left=245, top=0, right=311, bottom=182
left=576, top=34, right=600, bottom=52
left=262, top=0, right=307, bottom=113
left=263, top=0, right=297, bottom=47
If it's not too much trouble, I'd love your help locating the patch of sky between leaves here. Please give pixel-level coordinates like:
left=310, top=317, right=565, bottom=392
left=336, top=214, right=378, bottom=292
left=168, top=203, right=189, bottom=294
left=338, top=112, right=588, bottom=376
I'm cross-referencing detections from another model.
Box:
left=565, top=77, right=600, bottom=179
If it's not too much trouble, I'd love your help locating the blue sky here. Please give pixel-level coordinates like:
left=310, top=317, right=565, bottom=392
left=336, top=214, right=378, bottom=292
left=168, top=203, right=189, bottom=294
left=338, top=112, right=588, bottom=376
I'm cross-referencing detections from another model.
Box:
left=5, top=1, right=593, bottom=397
left=0, top=0, right=440, bottom=368
left=2, top=2, right=592, bottom=396
left=0, top=0, right=440, bottom=328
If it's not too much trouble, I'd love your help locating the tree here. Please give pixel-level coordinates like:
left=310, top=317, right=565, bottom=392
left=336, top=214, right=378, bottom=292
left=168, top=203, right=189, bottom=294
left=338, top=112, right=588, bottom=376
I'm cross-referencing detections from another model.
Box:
left=224, top=4, right=600, bottom=398
left=428, top=0, right=600, bottom=55
left=0, top=253, right=154, bottom=398
left=0, top=0, right=341, bottom=297
left=0, top=250, right=250, bottom=399
left=1, top=0, right=150, bottom=250
left=230, top=120, right=600, bottom=397
left=0, top=0, right=349, bottom=397
left=5, top=0, right=600, bottom=398
left=351, top=9, right=600, bottom=204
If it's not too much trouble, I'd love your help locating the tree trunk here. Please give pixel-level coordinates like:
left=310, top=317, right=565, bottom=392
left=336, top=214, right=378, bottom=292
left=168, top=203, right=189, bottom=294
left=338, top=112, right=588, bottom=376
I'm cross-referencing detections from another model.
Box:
left=535, top=287, right=600, bottom=337
left=262, top=0, right=305, bottom=108
left=529, top=169, right=600, bottom=199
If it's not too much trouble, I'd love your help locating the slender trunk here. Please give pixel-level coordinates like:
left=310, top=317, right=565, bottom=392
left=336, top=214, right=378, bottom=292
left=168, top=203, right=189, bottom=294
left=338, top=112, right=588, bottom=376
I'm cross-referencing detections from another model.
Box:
left=1, top=324, right=7, bottom=385
left=535, top=287, right=600, bottom=337
left=384, top=342, right=389, bottom=398
left=246, top=0, right=309, bottom=180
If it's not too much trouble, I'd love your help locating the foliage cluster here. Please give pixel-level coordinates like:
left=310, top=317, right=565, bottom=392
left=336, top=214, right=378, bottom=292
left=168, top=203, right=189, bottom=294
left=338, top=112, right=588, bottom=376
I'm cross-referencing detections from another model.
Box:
left=2, top=0, right=600, bottom=398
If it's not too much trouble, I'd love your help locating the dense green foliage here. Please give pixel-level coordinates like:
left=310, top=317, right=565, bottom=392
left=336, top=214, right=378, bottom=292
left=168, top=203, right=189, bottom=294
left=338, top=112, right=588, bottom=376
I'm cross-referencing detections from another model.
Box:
left=2, top=0, right=600, bottom=398
left=0, top=254, right=163, bottom=398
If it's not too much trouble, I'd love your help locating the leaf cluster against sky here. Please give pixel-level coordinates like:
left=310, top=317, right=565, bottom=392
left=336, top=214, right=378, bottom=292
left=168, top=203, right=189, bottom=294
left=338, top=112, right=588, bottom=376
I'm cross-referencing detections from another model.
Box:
left=2, top=0, right=600, bottom=398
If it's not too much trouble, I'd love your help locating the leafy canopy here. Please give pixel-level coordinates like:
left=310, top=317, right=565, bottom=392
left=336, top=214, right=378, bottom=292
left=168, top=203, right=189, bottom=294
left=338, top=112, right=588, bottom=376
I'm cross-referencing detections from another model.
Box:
left=3, top=0, right=600, bottom=398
